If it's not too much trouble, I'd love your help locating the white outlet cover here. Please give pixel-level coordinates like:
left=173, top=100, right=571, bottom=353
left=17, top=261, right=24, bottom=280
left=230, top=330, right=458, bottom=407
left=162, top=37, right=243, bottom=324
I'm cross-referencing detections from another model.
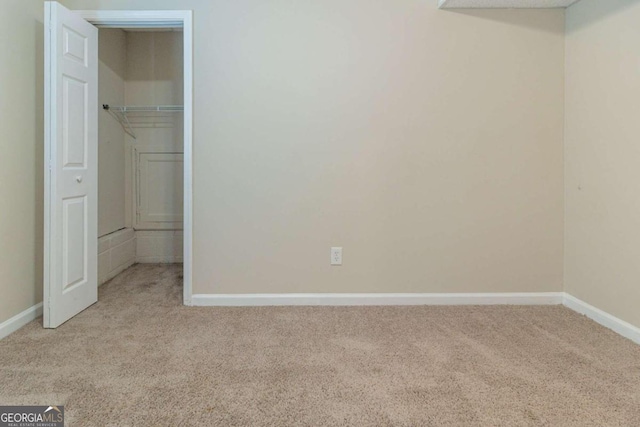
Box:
left=331, top=247, right=343, bottom=266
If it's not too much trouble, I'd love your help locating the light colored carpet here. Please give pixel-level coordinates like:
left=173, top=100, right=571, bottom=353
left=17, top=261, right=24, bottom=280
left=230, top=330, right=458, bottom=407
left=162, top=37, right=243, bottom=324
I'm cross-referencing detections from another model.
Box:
left=1, top=264, right=639, bottom=426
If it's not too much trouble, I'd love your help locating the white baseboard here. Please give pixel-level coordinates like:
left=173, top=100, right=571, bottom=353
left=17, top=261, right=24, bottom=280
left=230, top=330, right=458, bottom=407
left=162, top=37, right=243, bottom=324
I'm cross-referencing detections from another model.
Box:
left=190, top=291, right=640, bottom=345
left=136, top=230, right=183, bottom=264
left=191, top=292, right=564, bottom=307
left=101, top=261, right=135, bottom=285
left=2, top=293, right=636, bottom=346
left=136, top=256, right=183, bottom=264
left=98, top=228, right=136, bottom=285
left=0, top=303, right=43, bottom=340
left=563, top=294, right=640, bottom=345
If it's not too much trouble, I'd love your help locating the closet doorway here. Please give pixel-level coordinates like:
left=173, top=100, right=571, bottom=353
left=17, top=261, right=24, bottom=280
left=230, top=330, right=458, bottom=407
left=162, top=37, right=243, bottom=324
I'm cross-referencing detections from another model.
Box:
left=43, top=3, right=193, bottom=328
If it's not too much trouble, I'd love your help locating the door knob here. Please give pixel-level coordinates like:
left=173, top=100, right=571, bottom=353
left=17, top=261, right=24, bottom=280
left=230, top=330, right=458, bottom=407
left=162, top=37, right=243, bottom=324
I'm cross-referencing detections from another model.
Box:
left=76, top=176, right=83, bottom=183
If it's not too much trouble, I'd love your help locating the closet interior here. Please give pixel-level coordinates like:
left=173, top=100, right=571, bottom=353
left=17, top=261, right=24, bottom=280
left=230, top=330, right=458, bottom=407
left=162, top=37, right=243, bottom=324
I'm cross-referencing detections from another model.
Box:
left=97, top=28, right=184, bottom=284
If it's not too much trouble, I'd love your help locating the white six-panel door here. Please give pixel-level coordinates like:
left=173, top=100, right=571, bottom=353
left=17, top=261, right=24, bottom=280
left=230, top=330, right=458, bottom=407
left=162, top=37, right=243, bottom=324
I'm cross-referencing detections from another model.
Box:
left=44, top=2, right=98, bottom=328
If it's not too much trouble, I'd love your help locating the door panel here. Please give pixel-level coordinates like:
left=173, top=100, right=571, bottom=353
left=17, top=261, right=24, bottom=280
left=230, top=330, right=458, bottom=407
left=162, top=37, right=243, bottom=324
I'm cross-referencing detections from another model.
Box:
left=44, top=1, right=98, bottom=328
left=63, top=26, right=88, bottom=66
left=62, top=196, right=87, bottom=291
left=135, top=150, right=184, bottom=229
left=62, top=76, right=88, bottom=168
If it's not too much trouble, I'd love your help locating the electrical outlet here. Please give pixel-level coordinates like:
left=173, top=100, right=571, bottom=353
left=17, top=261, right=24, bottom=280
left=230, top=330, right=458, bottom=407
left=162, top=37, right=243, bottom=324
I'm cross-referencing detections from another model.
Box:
left=331, top=247, right=343, bottom=266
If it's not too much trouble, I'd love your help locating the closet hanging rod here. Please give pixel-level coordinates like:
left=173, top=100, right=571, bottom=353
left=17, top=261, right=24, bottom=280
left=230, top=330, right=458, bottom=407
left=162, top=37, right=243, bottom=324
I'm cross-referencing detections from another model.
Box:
left=102, top=104, right=184, bottom=140
left=102, top=104, right=184, bottom=112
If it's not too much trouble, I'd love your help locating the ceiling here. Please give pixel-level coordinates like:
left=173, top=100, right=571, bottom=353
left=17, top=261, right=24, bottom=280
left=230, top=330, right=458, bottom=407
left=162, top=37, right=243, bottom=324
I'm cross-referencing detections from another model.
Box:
left=439, top=0, right=581, bottom=8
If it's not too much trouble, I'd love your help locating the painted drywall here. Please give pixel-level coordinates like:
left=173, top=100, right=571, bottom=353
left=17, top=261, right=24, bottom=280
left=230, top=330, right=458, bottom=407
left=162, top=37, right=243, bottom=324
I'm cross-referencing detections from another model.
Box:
left=565, top=0, right=640, bottom=329
left=60, top=0, right=565, bottom=295
left=126, top=31, right=183, bottom=109
left=98, top=28, right=127, bottom=237
left=0, top=0, right=44, bottom=325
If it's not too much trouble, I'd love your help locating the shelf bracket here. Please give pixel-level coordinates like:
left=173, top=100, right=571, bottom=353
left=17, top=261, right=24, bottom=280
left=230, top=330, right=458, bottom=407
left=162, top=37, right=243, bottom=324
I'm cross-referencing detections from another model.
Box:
left=103, top=104, right=137, bottom=139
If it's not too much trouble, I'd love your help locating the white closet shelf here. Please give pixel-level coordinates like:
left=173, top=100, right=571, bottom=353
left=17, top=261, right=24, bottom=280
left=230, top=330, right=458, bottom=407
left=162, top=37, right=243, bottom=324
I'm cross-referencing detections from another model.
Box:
left=102, top=104, right=184, bottom=139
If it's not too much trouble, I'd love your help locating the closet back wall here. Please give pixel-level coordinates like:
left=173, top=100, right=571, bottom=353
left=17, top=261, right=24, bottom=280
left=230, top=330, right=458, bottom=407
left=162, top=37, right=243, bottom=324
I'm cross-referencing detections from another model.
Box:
left=126, top=31, right=184, bottom=263
left=61, top=0, right=566, bottom=296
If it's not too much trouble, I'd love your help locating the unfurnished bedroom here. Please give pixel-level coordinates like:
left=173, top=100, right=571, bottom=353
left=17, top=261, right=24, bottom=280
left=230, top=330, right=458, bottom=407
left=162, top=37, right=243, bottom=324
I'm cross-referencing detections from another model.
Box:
left=0, top=0, right=639, bottom=425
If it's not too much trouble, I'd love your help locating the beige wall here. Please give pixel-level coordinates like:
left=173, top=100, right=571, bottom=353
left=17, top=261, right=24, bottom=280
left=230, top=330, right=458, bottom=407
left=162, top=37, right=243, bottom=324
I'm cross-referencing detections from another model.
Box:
left=126, top=31, right=183, bottom=107
left=98, top=28, right=127, bottom=237
left=0, top=0, right=44, bottom=324
left=60, top=0, right=565, bottom=295
left=4, top=0, right=635, bottom=333
left=565, top=0, right=640, bottom=329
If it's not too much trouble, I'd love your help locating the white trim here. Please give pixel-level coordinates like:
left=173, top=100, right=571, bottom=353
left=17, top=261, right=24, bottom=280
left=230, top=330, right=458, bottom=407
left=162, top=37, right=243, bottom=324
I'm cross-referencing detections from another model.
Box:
left=43, top=2, right=53, bottom=327
left=98, top=228, right=136, bottom=285
left=182, top=11, right=194, bottom=306
left=135, top=230, right=183, bottom=264
left=191, top=292, right=564, bottom=307
left=101, top=260, right=135, bottom=284
left=438, top=0, right=451, bottom=8
left=74, top=8, right=194, bottom=307
left=563, top=294, right=640, bottom=345
left=137, top=256, right=184, bottom=264
left=0, top=304, right=43, bottom=340
left=132, top=148, right=185, bottom=231
left=190, top=292, right=640, bottom=345
left=73, top=10, right=189, bottom=26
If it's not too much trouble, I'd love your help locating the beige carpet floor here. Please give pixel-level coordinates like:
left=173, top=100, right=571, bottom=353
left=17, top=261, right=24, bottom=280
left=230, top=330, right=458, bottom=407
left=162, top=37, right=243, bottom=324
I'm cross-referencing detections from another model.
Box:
left=1, top=264, right=640, bottom=426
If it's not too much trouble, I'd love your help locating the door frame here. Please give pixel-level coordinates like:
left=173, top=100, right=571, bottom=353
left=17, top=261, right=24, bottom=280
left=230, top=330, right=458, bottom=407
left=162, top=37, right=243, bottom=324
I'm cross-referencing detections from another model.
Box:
left=74, top=9, right=193, bottom=305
